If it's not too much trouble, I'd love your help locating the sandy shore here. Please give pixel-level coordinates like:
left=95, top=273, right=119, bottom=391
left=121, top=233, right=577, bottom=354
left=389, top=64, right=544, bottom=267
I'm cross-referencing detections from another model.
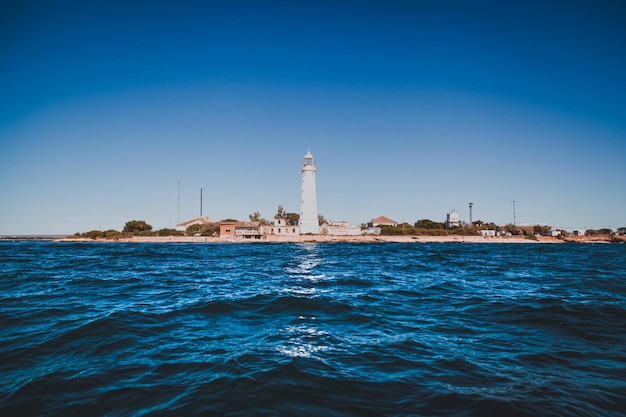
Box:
left=53, top=234, right=618, bottom=244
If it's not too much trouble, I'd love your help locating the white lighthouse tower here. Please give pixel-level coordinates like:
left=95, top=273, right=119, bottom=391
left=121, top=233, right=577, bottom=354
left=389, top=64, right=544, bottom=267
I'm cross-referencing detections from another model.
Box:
left=299, top=150, right=319, bottom=234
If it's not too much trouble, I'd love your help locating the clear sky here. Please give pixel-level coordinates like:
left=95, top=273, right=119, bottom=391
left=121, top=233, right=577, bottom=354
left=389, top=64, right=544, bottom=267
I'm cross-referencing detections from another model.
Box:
left=1, top=1, right=625, bottom=234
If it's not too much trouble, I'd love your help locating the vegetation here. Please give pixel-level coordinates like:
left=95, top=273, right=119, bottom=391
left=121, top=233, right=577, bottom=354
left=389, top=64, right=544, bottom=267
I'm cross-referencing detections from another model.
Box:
left=248, top=211, right=267, bottom=224
left=586, top=228, right=614, bottom=236
left=186, top=222, right=220, bottom=236
left=378, top=221, right=481, bottom=236
left=123, top=220, right=153, bottom=235
left=318, top=213, right=328, bottom=226
left=533, top=225, right=548, bottom=235
left=273, top=205, right=300, bottom=226
left=286, top=212, right=300, bottom=226
left=156, top=228, right=184, bottom=236
left=414, top=219, right=445, bottom=229
left=73, top=229, right=124, bottom=240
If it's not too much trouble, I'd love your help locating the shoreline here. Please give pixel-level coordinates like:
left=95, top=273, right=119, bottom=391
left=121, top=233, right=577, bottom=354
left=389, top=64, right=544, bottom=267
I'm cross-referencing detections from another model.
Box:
left=54, top=235, right=624, bottom=244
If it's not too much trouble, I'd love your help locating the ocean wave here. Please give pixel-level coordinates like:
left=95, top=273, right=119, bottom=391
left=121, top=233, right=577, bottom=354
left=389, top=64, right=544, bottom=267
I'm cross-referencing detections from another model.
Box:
left=1, top=241, right=625, bottom=416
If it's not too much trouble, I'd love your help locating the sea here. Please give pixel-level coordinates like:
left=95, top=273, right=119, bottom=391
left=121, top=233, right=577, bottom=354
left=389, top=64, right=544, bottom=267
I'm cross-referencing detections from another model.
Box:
left=1, top=241, right=625, bottom=417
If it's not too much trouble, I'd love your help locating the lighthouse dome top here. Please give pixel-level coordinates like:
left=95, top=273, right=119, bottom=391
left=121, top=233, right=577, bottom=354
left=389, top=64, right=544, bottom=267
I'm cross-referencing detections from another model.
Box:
left=302, top=150, right=315, bottom=167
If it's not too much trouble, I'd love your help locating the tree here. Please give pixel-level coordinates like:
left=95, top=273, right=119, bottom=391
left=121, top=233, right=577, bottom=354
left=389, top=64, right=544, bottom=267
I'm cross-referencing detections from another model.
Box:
left=123, top=220, right=153, bottom=234
left=318, top=213, right=328, bottom=226
left=285, top=212, right=300, bottom=226
left=156, top=228, right=183, bottom=236
left=414, top=219, right=445, bottom=229
left=187, top=222, right=220, bottom=236
left=533, top=225, right=551, bottom=236
left=249, top=211, right=266, bottom=223
left=504, top=224, right=521, bottom=235
left=84, top=230, right=104, bottom=239
left=275, top=205, right=286, bottom=218
left=186, top=224, right=203, bottom=235
left=103, top=229, right=122, bottom=239
left=199, top=223, right=220, bottom=236
left=587, top=228, right=613, bottom=236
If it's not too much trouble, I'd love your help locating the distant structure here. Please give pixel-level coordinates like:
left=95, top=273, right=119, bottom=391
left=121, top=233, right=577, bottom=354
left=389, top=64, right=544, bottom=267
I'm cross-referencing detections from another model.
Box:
left=511, top=200, right=517, bottom=229
left=468, top=202, right=473, bottom=224
left=299, top=150, right=319, bottom=234
left=368, top=216, right=398, bottom=227
left=219, top=221, right=262, bottom=239
left=320, top=221, right=361, bottom=236
left=446, top=210, right=460, bottom=228
left=176, top=216, right=212, bottom=232
left=264, top=209, right=300, bottom=237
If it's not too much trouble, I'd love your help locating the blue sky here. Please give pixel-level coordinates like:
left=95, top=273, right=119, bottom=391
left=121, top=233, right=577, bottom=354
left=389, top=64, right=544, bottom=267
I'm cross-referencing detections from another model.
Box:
left=1, top=1, right=625, bottom=234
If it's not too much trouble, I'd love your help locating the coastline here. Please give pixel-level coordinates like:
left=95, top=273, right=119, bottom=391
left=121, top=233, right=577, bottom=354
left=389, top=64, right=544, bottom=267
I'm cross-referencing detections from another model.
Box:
left=54, top=235, right=624, bottom=244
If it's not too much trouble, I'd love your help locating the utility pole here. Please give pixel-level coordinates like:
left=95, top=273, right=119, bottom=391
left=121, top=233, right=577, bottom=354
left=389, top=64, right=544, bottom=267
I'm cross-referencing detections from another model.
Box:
left=177, top=181, right=180, bottom=225
left=511, top=200, right=517, bottom=229
left=200, top=188, right=203, bottom=217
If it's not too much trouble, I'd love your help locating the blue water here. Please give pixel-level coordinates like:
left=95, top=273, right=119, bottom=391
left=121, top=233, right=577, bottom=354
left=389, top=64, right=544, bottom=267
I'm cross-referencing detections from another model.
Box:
left=1, top=241, right=625, bottom=416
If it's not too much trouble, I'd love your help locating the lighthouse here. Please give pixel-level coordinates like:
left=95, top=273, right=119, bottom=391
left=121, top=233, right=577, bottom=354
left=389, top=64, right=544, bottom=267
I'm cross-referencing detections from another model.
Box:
left=299, top=150, right=319, bottom=234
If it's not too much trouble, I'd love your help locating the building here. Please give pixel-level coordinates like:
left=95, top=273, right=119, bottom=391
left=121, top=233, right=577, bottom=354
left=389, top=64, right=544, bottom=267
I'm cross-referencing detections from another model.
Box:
left=320, top=221, right=362, bottom=236
left=446, top=210, right=460, bottom=228
left=263, top=215, right=300, bottom=236
left=368, top=216, right=398, bottom=227
left=299, top=150, right=319, bottom=234
left=549, top=229, right=562, bottom=237
left=479, top=229, right=496, bottom=237
left=219, top=221, right=262, bottom=239
left=175, top=216, right=212, bottom=232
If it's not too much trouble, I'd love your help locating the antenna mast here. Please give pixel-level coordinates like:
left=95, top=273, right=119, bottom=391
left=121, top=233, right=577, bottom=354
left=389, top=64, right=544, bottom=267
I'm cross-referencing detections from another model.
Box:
left=200, top=188, right=203, bottom=217
left=511, top=200, right=517, bottom=229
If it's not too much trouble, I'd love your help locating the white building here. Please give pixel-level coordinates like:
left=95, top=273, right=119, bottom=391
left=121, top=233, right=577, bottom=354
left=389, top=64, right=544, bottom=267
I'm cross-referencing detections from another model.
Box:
left=299, top=150, right=319, bottom=234
left=263, top=216, right=300, bottom=236
left=320, top=221, right=361, bottom=236
left=176, top=216, right=212, bottom=232
left=446, top=210, right=460, bottom=228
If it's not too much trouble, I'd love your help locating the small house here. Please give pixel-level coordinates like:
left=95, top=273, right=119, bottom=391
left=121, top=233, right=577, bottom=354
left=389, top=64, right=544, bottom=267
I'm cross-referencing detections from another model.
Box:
left=176, top=216, right=212, bottom=232
left=368, top=216, right=398, bottom=227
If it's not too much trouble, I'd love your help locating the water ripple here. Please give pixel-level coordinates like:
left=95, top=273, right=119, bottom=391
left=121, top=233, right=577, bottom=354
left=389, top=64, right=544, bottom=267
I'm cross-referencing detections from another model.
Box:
left=1, top=241, right=625, bottom=416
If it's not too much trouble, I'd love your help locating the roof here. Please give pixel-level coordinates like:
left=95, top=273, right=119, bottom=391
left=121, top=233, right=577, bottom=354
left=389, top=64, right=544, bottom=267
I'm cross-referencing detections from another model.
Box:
left=220, top=221, right=260, bottom=228
left=371, top=216, right=397, bottom=224
left=235, top=222, right=261, bottom=228
left=176, top=216, right=211, bottom=227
